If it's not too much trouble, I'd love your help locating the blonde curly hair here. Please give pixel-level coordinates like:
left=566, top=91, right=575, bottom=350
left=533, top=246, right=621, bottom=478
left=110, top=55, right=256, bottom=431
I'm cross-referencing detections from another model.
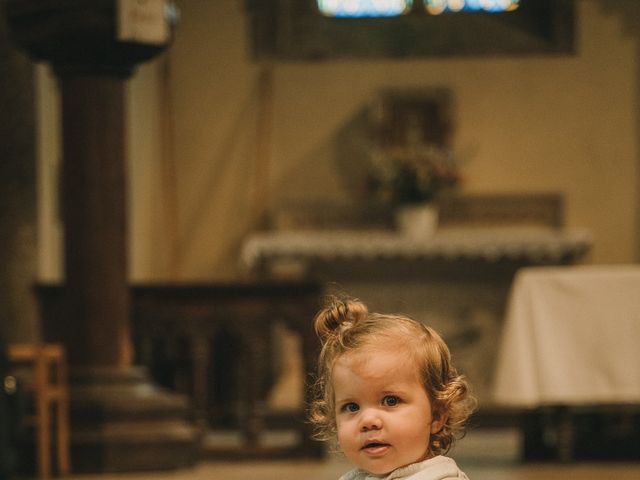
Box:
left=310, top=297, right=476, bottom=456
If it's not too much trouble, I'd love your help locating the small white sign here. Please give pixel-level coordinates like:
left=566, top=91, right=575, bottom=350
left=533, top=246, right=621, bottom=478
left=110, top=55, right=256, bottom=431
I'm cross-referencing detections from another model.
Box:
left=117, top=0, right=169, bottom=45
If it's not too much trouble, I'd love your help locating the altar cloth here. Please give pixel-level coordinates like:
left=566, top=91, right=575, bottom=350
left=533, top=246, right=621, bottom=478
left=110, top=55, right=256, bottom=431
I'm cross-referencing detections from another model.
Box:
left=493, top=265, right=640, bottom=407
left=241, top=226, right=592, bottom=272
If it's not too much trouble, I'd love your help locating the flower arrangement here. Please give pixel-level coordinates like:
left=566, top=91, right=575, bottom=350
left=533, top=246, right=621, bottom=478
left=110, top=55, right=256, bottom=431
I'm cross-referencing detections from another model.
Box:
left=366, top=142, right=461, bottom=206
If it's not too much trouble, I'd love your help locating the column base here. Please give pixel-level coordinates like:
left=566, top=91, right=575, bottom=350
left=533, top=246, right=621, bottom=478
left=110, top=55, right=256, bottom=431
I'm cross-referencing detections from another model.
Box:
left=66, top=366, right=200, bottom=472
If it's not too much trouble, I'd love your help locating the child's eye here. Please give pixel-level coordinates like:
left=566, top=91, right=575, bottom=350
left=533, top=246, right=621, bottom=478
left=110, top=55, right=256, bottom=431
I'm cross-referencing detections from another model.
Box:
left=382, top=395, right=399, bottom=407
left=342, top=402, right=359, bottom=413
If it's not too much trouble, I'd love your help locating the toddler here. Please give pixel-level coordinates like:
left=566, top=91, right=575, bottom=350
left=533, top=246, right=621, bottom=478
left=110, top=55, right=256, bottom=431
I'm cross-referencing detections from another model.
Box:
left=311, top=298, right=476, bottom=480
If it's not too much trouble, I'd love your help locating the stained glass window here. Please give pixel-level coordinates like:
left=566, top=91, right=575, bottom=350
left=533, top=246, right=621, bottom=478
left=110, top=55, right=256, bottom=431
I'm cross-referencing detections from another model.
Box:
left=424, top=0, right=519, bottom=14
left=317, top=0, right=519, bottom=18
left=317, top=0, right=413, bottom=18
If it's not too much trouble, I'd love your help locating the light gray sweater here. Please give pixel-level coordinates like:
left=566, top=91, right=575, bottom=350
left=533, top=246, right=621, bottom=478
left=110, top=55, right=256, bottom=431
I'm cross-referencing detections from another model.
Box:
left=338, top=456, right=469, bottom=480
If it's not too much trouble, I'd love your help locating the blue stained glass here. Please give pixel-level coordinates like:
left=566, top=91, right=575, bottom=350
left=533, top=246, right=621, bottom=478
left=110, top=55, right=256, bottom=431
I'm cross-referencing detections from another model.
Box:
left=425, top=0, right=519, bottom=14
left=317, top=0, right=413, bottom=18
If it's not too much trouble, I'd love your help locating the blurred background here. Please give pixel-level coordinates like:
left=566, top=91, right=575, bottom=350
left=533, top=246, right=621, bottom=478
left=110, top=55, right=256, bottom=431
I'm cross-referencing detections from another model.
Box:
left=1, top=0, right=639, bottom=479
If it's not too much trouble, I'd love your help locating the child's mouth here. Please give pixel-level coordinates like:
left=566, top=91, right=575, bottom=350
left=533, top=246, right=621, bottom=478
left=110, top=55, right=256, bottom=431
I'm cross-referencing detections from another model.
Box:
left=362, top=441, right=390, bottom=453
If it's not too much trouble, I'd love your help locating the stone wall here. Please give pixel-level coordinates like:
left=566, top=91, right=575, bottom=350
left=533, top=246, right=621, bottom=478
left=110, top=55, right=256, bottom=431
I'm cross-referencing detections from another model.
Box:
left=0, top=8, right=39, bottom=343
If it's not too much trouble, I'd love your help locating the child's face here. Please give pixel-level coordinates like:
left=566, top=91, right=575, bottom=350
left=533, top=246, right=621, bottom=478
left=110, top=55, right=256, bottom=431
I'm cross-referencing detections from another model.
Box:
left=333, top=346, right=443, bottom=476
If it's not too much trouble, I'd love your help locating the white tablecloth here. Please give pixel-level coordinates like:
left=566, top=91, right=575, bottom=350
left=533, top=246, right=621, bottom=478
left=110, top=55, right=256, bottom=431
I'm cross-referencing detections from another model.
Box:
left=493, top=265, right=640, bottom=407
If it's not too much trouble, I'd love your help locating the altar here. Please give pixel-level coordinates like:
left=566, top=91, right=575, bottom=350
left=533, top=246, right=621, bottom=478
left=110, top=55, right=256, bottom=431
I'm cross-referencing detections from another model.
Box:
left=241, top=215, right=592, bottom=406
left=241, top=226, right=592, bottom=275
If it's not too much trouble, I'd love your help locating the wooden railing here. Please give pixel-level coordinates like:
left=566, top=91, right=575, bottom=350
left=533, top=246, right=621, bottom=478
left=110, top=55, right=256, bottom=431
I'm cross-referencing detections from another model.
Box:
left=36, top=281, right=325, bottom=459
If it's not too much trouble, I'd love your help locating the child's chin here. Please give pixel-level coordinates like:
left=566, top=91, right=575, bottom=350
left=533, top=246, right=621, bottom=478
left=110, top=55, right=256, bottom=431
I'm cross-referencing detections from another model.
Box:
left=361, top=463, right=396, bottom=477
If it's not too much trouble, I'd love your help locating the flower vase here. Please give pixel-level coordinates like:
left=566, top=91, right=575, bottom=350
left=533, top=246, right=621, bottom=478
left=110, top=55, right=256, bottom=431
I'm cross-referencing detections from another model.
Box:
left=395, top=203, right=439, bottom=239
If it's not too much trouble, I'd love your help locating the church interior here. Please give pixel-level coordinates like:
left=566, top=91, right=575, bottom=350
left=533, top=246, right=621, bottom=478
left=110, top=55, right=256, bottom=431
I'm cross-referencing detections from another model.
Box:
left=1, top=0, right=640, bottom=479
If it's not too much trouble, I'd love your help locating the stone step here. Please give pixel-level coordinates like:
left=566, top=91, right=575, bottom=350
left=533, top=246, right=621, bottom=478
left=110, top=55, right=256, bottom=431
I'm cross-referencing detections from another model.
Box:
left=67, top=367, right=201, bottom=472
left=68, top=366, right=194, bottom=423
left=70, top=386, right=192, bottom=421
left=72, top=420, right=199, bottom=444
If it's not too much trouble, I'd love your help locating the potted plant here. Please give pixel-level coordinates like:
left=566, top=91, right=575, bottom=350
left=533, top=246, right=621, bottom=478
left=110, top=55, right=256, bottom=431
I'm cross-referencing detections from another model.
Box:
left=366, top=140, right=461, bottom=238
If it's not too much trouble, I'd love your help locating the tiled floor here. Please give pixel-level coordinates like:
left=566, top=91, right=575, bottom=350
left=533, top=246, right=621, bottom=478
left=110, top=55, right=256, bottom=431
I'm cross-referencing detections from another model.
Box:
left=65, top=429, right=640, bottom=480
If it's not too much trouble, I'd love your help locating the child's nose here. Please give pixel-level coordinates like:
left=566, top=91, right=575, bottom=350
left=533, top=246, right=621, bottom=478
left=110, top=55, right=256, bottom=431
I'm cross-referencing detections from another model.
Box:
left=360, top=408, right=382, bottom=431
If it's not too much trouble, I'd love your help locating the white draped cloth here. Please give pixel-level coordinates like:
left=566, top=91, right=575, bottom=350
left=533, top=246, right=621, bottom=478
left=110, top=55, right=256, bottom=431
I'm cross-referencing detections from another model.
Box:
left=493, top=265, right=640, bottom=407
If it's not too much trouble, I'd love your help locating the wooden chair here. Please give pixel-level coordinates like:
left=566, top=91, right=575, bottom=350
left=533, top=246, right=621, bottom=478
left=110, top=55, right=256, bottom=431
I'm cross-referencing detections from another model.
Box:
left=8, top=343, right=70, bottom=478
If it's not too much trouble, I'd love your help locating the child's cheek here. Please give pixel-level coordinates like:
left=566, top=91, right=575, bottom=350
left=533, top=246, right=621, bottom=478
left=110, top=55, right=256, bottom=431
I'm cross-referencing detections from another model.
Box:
left=336, top=419, right=351, bottom=450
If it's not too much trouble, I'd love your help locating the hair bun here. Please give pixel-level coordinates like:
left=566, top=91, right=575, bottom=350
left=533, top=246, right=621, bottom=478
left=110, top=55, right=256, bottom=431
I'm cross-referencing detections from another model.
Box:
left=314, top=297, right=368, bottom=341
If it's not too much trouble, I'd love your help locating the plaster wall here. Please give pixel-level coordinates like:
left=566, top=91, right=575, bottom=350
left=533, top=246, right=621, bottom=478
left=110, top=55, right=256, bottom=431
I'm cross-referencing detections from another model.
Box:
left=36, top=0, right=639, bottom=281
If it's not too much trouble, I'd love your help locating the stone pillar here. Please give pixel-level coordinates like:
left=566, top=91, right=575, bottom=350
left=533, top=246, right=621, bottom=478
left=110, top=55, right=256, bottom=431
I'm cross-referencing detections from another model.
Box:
left=59, top=74, right=132, bottom=368
left=6, top=0, right=157, bottom=369
left=4, top=0, right=198, bottom=472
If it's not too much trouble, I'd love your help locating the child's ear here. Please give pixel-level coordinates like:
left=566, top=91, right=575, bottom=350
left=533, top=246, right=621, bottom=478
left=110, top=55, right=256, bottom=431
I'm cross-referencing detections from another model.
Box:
left=430, top=410, right=449, bottom=434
